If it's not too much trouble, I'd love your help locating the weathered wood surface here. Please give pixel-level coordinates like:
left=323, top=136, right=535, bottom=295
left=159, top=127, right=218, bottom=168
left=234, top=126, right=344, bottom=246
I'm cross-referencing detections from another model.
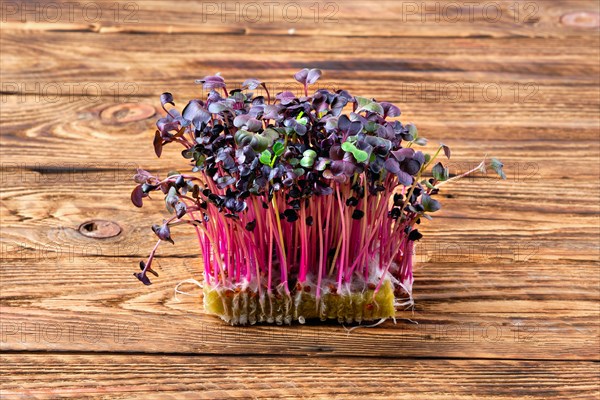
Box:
left=1, top=0, right=598, bottom=38
left=2, top=355, right=599, bottom=399
left=1, top=0, right=599, bottom=398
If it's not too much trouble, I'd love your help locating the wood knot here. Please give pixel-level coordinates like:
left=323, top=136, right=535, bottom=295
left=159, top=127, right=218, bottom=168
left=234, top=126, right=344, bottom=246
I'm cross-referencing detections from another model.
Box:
left=78, top=220, right=122, bottom=239
left=100, top=103, right=156, bottom=124
left=560, top=12, right=599, bottom=28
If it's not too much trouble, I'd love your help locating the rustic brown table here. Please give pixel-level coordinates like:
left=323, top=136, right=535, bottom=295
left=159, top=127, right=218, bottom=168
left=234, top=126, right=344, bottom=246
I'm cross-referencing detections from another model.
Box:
left=1, top=1, right=599, bottom=398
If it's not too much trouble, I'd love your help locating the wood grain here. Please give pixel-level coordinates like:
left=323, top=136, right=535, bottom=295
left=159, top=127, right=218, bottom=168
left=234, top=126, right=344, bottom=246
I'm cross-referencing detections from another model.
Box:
left=1, top=31, right=599, bottom=97
left=1, top=97, right=598, bottom=167
left=1, top=0, right=598, bottom=38
left=1, top=355, right=598, bottom=399
left=0, top=262, right=598, bottom=360
left=1, top=174, right=599, bottom=256
left=0, top=177, right=598, bottom=359
left=1, top=0, right=599, bottom=397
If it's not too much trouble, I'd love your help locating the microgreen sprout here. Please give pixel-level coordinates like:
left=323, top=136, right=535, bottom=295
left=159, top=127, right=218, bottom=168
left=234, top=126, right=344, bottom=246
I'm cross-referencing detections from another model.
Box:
left=132, top=70, right=505, bottom=325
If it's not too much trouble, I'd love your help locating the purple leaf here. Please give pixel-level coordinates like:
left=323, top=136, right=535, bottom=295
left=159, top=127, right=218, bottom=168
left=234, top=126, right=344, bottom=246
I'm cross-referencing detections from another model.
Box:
left=246, top=118, right=262, bottom=132
left=294, top=69, right=309, bottom=84
left=441, top=143, right=451, bottom=159
left=242, top=78, right=262, bottom=90
left=400, top=159, right=422, bottom=175
left=152, top=223, right=174, bottom=244
left=295, top=68, right=322, bottom=85
left=208, top=101, right=233, bottom=114
left=195, top=74, right=226, bottom=90
left=396, top=169, right=413, bottom=186
left=264, top=104, right=282, bottom=119
left=276, top=91, right=296, bottom=105
left=175, top=201, right=187, bottom=218
left=381, top=102, right=401, bottom=118
left=377, top=124, right=395, bottom=140
left=156, top=118, right=178, bottom=136
left=391, top=148, right=414, bottom=162
left=421, top=193, right=441, bottom=212
left=133, top=272, right=152, bottom=285
left=313, top=181, right=333, bottom=195
left=413, top=151, right=425, bottom=165
left=329, top=144, right=344, bottom=160
left=182, top=100, right=211, bottom=127
left=131, top=184, right=144, bottom=208
left=347, top=120, right=363, bottom=136
left=338, top=115, right=351, bottom=133
left=133, top=169, right=152, bottom=184
left=160, top=93, right=174, bottom=107
left=384, top=158, right=400, bottom=174
left=323, top=169, right=347, bottom=183
left=306, top=69, right=322, bottom=85
left=216, top=175, right=236, bottom=189
left=153, top=131, right=163, bottom=158
left=233, top=114, right=251, bottom=128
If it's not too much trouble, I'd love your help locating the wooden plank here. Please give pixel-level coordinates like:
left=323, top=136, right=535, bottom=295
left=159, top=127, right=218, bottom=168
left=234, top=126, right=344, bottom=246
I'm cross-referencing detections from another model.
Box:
left=0, top=176, right=598, bottom=359
left=0, top=2, right=598, bottom=399
left=1, top=355, right=599, bottom=399
left=1, top=31, right=599, bottom=96
left=0, top=96, right=598, bottom=166
left=1, top=0, right=599, bottom=38
left=1, top=181, right=598, bottom=258
left=0, top=162, right=598, bottom=255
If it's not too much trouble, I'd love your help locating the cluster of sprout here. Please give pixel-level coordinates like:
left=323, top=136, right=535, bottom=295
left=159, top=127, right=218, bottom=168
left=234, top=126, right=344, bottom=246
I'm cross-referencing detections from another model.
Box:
left=131, top=69, right=504, bottom=303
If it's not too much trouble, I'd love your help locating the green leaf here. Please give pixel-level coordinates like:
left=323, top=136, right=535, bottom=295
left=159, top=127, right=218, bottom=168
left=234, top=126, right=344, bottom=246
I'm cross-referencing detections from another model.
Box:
left=194, top=154, right=206, bottom=168
left=355, top=96, right=371, bottom=108
left=300, top=157, right=315, bottom=168
left=259, top=150, right=272, bottom=166
left=353, top=149, right=369, bottom=162
left=303, top=149, right=317, bottom=159
left=167, top=171, right=180, bottom=177
left=262, top=128, right=280, bottom=142
left=432, top=162, right=449, bottom=182
left=422, top=179, right=435, bottom=189
left=407, top=123, right=418, bottom=138
left=165, top=187, right=178, bottom=214
left=413, top=137, right=428, bottom=146
left=421, top=193, right=441, bottom=213
left=361, top=102, right=384, bottom=114
left=251, top=135, right=271, bottom=152
left=341, top=141, right=368, bottom=162
left=341, top=141, right=356, bottom=153
left=273, top=141, right=285, bottom=156
left=355, top=96, right=384, bottom=114
left=490, top=158, right=506, bottom=179
left=234, top=129, right=253, bottom=146
left=293, top=168, right=305, bottom=177
left=364, top=121, right=379, bottom=133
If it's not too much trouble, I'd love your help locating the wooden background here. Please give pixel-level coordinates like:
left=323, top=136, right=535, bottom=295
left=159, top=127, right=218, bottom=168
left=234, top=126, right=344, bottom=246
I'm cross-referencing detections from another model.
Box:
left=1, top=0, right=599, bottom=398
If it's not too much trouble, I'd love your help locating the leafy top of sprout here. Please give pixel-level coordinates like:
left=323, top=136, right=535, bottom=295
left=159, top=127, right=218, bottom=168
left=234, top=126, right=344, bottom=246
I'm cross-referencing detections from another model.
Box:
left=132, top=70, right=504, bottom=290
